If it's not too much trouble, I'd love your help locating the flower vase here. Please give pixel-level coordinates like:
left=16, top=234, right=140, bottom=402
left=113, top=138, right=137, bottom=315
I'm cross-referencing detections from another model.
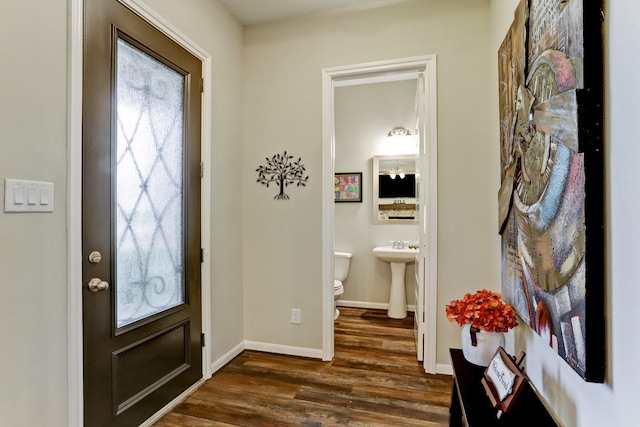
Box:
left=461, top=323, right=505, bottom=367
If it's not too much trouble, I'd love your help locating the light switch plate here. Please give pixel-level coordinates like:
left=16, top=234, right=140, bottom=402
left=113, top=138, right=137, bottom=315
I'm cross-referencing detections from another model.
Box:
left=4, top=179, right=54, bottom=212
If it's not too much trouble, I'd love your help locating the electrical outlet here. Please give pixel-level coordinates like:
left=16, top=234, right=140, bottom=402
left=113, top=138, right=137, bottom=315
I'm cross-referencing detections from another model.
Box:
left=291, top=308, right=302, bottom=324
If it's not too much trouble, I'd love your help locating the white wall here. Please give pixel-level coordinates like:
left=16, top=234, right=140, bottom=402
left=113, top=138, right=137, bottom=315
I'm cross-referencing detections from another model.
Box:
left=490, top=1, right=640, bottom=425
left=334, top=80, right=418, bottom=307
left=243, top=0, right=494, bottom=359
left=0, top=1, right=243, bottom=425
left=607, top=3, right=640, bottom=425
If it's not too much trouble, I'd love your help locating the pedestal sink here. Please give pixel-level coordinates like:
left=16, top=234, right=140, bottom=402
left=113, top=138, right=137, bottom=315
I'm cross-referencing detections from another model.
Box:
left=372, top=246, right=418, bottom=319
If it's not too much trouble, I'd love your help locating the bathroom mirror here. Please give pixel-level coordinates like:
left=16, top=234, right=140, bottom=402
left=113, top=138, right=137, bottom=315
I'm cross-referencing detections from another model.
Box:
left=372, top=154, right=418, bottom=224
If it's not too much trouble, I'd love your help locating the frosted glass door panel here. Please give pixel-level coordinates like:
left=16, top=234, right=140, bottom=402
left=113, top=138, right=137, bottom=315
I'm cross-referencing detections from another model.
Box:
left=115, top=38, right=185, bottom=328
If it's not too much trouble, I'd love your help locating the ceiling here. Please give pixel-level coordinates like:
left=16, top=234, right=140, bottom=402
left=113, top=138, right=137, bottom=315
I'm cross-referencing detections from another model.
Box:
left=218, top=0, right=408, bottom=26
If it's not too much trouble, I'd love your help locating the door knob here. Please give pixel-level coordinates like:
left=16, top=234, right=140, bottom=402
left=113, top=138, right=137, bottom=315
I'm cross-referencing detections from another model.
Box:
left=87, top=278, right=110, bottom=293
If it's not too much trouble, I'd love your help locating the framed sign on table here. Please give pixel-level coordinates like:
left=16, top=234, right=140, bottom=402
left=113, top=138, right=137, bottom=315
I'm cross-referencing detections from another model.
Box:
left=481, top=347, right=527, bottom=419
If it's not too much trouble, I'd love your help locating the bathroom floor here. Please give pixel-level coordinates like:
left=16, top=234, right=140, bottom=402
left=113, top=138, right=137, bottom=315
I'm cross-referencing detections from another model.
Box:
left=154, top=307, right=453, bottom=426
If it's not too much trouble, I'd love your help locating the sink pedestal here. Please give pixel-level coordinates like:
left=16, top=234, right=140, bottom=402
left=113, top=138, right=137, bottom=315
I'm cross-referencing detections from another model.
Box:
left=388, top=262, right=408, bottom=319
left=372, top=246, right=417, bottom=320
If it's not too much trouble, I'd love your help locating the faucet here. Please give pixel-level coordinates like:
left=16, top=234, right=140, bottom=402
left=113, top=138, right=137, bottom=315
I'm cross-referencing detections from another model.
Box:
left=393, top=237, right=405, bottom=249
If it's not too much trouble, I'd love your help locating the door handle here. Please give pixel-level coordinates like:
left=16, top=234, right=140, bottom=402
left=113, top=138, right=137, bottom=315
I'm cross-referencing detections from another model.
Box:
left=87, top=278, right=110, bottom=293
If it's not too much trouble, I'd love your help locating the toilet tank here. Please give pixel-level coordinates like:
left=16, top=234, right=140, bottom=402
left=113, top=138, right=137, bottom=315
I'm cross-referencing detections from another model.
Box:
left=334, top=251, right=352, bottom=282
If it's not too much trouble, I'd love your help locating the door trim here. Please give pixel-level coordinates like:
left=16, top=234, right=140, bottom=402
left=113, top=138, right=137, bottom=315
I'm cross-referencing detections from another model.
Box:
left=321, top=56, right=438, bottom=373
left=67, top=0, right=213, bottom=425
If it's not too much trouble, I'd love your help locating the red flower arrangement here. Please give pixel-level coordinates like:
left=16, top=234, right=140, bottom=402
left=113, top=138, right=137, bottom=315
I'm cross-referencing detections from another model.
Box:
left=445, top=289, right=518, bottom=333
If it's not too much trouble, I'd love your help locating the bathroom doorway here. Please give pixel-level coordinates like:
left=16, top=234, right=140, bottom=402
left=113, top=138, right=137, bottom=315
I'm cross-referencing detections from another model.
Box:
left=321, top=57, right=438, bottom=373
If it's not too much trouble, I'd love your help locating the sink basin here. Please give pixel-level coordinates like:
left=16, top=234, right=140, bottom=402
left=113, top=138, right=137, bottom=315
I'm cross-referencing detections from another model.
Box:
left=372, top=246, right=418, bottom=263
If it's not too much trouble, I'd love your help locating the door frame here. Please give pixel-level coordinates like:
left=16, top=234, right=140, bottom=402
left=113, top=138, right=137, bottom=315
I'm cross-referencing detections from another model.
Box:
left=67, top=0, right=213, bottom=425
left=321, top=56, right=438, bottom=373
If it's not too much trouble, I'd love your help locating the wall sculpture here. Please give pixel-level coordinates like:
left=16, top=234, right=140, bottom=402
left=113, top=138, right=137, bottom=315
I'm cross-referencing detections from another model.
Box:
left=497, top=0, right=604, bottom=382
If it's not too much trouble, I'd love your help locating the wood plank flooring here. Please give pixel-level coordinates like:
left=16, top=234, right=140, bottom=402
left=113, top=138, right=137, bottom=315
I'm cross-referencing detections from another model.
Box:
left=153, top=307, right=453, bottom=426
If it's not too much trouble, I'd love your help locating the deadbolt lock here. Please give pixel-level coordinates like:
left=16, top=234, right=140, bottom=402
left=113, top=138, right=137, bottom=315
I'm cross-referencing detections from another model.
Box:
left=88, top=251, right=102, bottom=264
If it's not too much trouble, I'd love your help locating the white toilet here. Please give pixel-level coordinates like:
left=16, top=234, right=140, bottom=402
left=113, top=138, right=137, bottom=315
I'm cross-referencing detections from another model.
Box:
left=334, top=251, right=352, bottom=320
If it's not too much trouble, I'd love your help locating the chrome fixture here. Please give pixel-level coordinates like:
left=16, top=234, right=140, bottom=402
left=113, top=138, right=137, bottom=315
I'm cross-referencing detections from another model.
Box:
left=392, top=237, right=406, bottom=249
left=387, top=126, right=411, bottom=137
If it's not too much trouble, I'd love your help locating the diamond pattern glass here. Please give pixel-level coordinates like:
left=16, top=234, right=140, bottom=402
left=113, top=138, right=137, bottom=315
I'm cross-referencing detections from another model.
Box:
left=115, top=38, right=185, bottom=328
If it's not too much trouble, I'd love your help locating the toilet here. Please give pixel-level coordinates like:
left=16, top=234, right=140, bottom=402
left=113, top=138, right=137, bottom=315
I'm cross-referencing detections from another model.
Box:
left=334, top=251, right=352, bottom=320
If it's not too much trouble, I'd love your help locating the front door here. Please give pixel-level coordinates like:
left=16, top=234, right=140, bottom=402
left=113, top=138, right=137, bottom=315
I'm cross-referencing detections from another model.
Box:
left=82, top=1, right=203, bottom=425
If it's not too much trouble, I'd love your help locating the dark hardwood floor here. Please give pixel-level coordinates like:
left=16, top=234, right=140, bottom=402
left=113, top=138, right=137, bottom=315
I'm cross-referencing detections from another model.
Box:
left=153, top=307, right=453, bottom=426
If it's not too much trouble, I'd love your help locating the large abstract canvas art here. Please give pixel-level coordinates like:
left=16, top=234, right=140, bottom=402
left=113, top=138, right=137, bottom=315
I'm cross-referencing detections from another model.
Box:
left=497, top=0, right=604, bottom=382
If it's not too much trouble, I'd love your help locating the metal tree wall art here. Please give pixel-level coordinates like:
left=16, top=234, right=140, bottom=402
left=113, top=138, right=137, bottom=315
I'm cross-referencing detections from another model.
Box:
left=256, top=151, right=309, bottom=200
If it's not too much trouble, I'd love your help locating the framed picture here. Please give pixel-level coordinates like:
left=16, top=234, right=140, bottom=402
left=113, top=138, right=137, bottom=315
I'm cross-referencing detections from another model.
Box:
left=497, top=0, right=605, bottom=382
left=334, top=172, right=362, bottom=202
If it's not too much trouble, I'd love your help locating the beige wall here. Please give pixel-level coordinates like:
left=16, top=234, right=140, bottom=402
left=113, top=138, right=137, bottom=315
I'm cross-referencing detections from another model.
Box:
left=242, top=0, right=495, bottom=359
left=334, top=80, right=419, bottom=307
left=0, top=1, right=69, bottom=425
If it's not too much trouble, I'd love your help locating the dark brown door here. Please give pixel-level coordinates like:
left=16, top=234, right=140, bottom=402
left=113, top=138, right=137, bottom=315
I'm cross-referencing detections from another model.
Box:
left=82, top=1, right=202, bottom=425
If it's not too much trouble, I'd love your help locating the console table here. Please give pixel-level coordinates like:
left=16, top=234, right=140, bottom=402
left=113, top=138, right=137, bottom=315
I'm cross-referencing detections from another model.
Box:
left=449, top=348, right=558, bottom=426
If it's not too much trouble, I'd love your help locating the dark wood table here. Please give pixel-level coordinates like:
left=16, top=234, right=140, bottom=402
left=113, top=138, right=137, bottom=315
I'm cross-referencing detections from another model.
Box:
left=449, top=348, right=558, bottom=426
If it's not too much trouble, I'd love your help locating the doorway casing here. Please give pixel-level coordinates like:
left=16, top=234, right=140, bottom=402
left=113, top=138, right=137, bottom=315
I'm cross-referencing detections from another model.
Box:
left=321, top=56, right=438, bottom=373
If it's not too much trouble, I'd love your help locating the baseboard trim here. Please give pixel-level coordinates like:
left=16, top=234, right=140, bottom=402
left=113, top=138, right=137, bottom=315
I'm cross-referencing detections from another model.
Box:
left=337, top=300, right=416, bottom=312
left=210, top=342, right=245, bottom=375
left=139, top=378, right=205, bottom=427
left=142, top=341, right=247, bottom=426
left=244, top=340, right=323, bottom=359
left=436, top=363, right=453, bottom=376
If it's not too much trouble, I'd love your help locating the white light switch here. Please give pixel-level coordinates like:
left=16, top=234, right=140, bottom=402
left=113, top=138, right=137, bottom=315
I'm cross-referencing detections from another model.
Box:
left=4, top=179, right=54, bottom=212
left=14, top=187, right=25, bottom=204
left=27, top=188, right=38, bottom=205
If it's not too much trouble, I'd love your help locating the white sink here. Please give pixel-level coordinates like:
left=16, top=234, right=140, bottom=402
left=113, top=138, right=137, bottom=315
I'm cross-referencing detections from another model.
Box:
left=372, top=246, right=418, bottom=263
left=372, top=246, right=418, bottom=319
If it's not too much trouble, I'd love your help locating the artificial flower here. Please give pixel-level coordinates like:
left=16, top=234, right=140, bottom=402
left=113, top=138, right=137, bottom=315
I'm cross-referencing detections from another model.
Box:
left=446, top=289, right=518, bottom=333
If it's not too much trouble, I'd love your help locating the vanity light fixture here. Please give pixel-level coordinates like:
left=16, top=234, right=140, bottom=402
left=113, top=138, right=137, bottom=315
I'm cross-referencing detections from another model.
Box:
left=387, top=126, right=411, bottom=137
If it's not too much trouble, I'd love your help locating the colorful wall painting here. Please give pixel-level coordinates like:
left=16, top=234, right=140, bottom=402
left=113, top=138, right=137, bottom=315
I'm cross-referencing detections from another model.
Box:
left=497, top=0, right=604, bottom=382
left=335, top=172, right=362, bottom=202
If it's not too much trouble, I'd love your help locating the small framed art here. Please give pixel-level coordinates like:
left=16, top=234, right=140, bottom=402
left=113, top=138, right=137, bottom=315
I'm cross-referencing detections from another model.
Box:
left=335, top=172, right=362, bottom=202
left=481, top=347, right=527, bottom=419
